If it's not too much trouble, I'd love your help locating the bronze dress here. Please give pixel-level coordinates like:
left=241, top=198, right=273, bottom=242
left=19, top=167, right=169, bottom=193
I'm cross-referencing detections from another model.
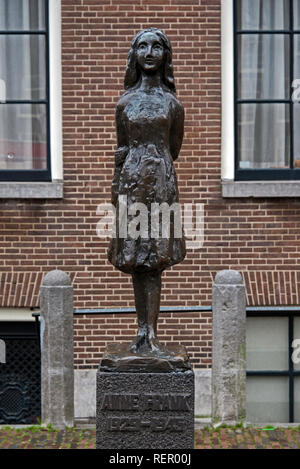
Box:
left=108, top=87, right=186, bottom=274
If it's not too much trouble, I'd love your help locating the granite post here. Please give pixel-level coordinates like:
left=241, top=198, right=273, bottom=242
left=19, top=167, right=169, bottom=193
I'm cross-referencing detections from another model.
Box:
left=40, top=270, right=74, bottom=428
left=212, top=270, right=246, bottom=426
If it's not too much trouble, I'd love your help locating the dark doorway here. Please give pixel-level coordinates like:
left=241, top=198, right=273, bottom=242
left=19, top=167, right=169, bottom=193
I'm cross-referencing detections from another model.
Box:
left=0, top=321, right=41, bottom=424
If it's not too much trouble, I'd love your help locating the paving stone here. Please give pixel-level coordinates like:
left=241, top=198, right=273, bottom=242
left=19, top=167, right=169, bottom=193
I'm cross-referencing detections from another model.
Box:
left=0, top=427, right=299, bottom=449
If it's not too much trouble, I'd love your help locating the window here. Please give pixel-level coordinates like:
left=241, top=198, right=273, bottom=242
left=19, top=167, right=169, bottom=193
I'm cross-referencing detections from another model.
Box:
left=0, top=0, right=50, bottom=182
left=246, top=309, right=300, bottom=423
left=234, top=0, right=300, bottom=181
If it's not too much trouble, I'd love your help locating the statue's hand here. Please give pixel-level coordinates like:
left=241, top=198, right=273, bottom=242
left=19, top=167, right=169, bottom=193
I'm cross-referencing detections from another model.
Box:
left=115, top=146, right=128, bottom=166
left=111, top=146, right=128, bottom=206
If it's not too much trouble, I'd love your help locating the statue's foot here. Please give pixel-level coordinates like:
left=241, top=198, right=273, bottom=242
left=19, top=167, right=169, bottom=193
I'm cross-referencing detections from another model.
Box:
left=147, top=337, right=169, bottom=355
left=129, top=334, right=168, bottom=355
left=129, top=334, right=148, bottom=353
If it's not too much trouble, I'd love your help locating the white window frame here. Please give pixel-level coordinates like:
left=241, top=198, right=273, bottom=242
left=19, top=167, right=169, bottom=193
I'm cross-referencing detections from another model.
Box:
left=0, top=0, right=63, bottom=198
left=49, top=0, right=63, bottom=185
left=221, top=0, right=300, bottom=198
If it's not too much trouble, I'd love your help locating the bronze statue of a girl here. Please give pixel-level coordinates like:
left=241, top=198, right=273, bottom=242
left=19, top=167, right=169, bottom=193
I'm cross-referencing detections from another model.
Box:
left=108, top=28, right=186, bottom=359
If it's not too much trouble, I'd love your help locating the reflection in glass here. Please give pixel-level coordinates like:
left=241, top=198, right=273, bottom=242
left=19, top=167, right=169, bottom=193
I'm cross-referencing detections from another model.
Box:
left=0, top=35, right=46, bottom=101
left=293, top=318, right=300, bottom=371
left=295, top=378, right=300, bottom=422
left=247, top=377, right=289, bottom=423
left=238, top=35, right=290, bottom=100
left=294, top=35, right=300, bottom=112
left=237, top=0, right=290, bottom=31
left=295, top=106, right=300, bottom=169
left=0, top=104, right=47, bottom=170
left=246, top=317, right=289, bottom=371
left=238, top=104, right=290, bottom=169
left=295, top=1, right=300, bottom=30
left=0, top=0, right=45, bottom=31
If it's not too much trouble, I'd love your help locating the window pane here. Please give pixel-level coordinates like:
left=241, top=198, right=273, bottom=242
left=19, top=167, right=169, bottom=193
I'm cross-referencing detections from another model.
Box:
left=238, top=34, right=290, bottom=99
left=246, top=317, right=289, bottom=371
left=295, top=1, right=300, bottom=30
left=238, top=104, right=290, bottom=169
left=0, top=0, right=45, bottom=31
left=294, top=35, right=300, bottom=167
left=295, top=378, right=300, bottom=422
left=237, top=0, right=290, bottom=30
left=293, top=318, right=300, bottom=371
left=295, top=105, right=300, bottom=168
left=0, top=35, right=46, bottom=101
left=294, top=34, right=300, bottom=121
left=0, top=104, right=47, bottom=170
left=295, top=34, right=300, bottom=82
left=246, top=377, right=289, bottom=423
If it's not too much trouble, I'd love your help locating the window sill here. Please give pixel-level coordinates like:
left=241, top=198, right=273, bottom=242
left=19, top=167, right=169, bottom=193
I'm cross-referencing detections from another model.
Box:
left=222, top=180, right=300, bottom=198
left=0, top=181, right=63, bottom=199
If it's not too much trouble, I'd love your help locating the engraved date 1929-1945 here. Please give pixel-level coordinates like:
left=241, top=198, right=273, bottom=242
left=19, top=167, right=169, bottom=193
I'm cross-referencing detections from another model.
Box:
left=106, top=416, right=185, bottom=433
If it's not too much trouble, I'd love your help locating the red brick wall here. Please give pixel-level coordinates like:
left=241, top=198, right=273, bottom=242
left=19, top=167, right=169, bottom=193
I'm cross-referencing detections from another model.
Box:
left=74, top=310, right=212, bottom=369
left=1, top=1, right=300, bottom=369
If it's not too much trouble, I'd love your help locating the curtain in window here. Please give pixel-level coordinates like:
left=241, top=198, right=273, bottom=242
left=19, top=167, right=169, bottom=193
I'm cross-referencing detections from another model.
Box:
left=238, top=0, right=290, bottom=169
left=0, top=0, right=46, bottom=171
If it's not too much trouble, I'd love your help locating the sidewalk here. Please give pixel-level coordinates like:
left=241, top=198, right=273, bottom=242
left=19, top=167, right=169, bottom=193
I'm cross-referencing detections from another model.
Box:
left=0, top=425, right=300, bottom=449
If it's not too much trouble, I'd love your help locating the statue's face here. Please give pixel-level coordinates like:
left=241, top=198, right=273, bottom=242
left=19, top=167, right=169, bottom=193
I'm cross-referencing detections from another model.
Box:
left=136, top=32, right=164, bottom=73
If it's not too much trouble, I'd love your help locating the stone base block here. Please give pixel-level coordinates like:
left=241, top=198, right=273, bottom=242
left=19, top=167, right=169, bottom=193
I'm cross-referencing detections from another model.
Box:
left=96, top=369, right=194, bottom=449
left=100, top=342, right=192, bottom=373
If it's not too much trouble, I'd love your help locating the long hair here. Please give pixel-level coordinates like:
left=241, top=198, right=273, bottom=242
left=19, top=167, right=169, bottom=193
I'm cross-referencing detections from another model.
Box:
left=124, top=28, right=176, bottom=93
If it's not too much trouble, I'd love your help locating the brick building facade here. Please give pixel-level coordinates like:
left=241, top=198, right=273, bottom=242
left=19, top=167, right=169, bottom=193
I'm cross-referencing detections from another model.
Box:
left=1, top=0, right=300, bottom=422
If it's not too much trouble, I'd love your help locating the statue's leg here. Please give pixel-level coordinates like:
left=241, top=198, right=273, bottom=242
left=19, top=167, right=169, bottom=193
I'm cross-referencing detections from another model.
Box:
left=131, top=272, right=148, bottom=343
left=146, top=270, right=161, bottom=341
left=130, top=270, right=163, bottom=353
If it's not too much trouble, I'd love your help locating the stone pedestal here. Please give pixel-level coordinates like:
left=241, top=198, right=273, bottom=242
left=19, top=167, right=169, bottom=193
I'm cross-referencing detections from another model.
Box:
left=40, top=269, right=74, bottom=428
left=96, top=346, right=194, bottom=449
left=212, top=269, right=246, bottom=426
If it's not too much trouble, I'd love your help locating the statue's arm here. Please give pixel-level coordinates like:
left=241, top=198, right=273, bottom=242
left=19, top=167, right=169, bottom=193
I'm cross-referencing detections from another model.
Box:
left=111, top=100, right=129, bottom=206
left=115, top=101, right=129, bottom=167
left=170, top=99, right=184, bottom=161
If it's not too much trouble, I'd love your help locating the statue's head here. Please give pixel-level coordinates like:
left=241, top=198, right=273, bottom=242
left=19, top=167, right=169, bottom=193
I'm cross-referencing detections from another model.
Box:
left=124, top=28, right=176, bottom=93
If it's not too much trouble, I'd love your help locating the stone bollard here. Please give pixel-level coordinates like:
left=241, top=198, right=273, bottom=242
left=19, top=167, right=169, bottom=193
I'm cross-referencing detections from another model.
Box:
left=212, top=270, right=246, bottom=426
left=40, top=270, right=74, bottom=428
